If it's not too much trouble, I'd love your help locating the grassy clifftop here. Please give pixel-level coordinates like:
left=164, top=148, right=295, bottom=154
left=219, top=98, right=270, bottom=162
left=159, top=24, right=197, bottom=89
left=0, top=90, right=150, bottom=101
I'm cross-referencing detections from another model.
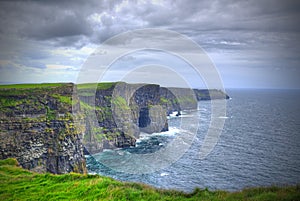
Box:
left=0, top=159, right=299, bottom=201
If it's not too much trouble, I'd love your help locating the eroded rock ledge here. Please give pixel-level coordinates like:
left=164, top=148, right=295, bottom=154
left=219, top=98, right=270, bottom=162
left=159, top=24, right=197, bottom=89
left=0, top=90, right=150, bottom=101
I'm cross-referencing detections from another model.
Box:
left=0, top=82, right=229, bottom=173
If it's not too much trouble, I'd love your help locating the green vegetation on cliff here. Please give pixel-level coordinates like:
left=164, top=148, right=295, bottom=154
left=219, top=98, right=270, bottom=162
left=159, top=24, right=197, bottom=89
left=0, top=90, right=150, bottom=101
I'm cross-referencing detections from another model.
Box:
left=0, top=83, right=69, bottom=97
left=77, top=82, right=116, bottom=90
left=0, top=83, right=64, bottom=89
left=0, top=83, right=75, bottom=111
left=77, top=82, right=117, bottom=96
left=0, top=159, right=299, bottom=201
left=0, top=83, right=86, bottom=174
left=112, top=96, right=130, bottom=110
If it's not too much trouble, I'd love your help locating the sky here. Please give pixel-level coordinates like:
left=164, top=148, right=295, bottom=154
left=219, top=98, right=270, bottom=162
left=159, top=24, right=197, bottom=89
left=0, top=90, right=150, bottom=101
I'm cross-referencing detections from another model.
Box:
left=0, top=0, right=299, bottom=89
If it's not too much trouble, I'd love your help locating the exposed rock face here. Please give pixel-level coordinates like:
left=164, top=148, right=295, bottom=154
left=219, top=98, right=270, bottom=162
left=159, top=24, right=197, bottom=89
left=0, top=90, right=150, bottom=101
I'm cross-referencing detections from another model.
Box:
left=193, top=89, right=230, bottom=100
left=0, top=82, right=229, bottom=173
left=78, top=82, right=229, bottom=154
left=159, top=87, right=197, bottom=115
left=0, top=118, right=86, bottom=174
left=0, top=84, right=86, bottom=174
left=78, top=82, right=139, bottom=154
left=138, top=105, right=168, bottom=133
left=131, top=84, right=168, bottom=133
left=79, top=83, right=169, bottom=154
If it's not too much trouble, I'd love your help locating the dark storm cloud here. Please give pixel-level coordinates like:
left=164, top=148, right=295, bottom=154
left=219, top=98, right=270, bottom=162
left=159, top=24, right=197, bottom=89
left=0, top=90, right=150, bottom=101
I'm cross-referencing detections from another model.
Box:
left=1, top=0, right=299, bottom=47
left=0, top=0, right=117, bottom=46
left=0, top=0, right=299, bottom=88
left=21, top=13, right=92, bottom=40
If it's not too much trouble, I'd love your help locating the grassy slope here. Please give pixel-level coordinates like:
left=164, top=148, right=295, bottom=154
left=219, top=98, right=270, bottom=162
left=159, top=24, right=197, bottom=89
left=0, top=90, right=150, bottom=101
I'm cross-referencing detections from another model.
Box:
left=0, top=83, right=65, bottom=89
left=0, top=159, right=299, bottom=201
left=77, top=82, right=116, bottom=90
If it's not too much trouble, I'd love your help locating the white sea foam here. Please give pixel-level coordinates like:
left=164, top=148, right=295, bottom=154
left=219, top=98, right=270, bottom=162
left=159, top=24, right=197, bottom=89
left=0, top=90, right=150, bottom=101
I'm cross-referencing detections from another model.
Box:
left=160, top=172, right=169, bottom=176
left=152, top=127, right=180, bottom=136
left=167, top=111, right=181, bottom=119
left=170, top=111, right=179, bottom=116
left=103, top=148, right=115, bottom=152
left=218, top=116, right=229, bottom=119
left=139, top=132, right=152, bottom=140
left=180, top=114, right=194, bottom=118
left=117, top=150, right=125, bottom=156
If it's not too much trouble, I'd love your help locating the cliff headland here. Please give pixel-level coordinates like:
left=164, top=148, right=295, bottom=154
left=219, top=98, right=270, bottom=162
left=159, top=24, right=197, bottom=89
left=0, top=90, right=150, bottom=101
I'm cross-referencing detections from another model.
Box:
left=0, top=82, right=229, bottom=174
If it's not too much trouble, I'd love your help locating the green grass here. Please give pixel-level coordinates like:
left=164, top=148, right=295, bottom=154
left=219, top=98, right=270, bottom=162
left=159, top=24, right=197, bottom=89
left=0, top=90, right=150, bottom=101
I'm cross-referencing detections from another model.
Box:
left=0, top=82, right=115, bottom=91
left=79, top=101, right=103, bottom=111
left=0, top=97, right=23, bottom=107
left=0, top=159, right=299, bottom=201
left=160, top=97, right=170, bottom=104
left=0, top=83, right=64, bottom=89
left=46, top=106, right=56, bottom=121
left=77, top=82, right=117, bottom=97
left=0, top=83, right=72, bottom=97
left=52, top=94, right=73, bottom=105
left=77, top=83, right=99, bottom=90
left=77, top=82, right=116, bottom=90
left=176, top=96, right=197, bottom=105
left=112, top=96, right=130, bottom=110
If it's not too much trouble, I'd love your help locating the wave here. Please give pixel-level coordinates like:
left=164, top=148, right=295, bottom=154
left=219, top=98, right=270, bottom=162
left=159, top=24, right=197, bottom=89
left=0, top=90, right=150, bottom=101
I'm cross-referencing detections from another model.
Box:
left=218, top=116, right=229, bottom=119
left=167, top=111, right=182, bottom=119
left=160, top=172, right=169, bottom=176
left=180, top=114, right=195, bottom=118
left=152, top=127, right=181, bottom=137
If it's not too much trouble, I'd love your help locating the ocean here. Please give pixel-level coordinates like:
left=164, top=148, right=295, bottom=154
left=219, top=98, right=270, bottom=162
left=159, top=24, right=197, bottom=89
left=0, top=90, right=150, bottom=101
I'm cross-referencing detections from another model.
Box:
left=86, top=89, right=300, bottom=192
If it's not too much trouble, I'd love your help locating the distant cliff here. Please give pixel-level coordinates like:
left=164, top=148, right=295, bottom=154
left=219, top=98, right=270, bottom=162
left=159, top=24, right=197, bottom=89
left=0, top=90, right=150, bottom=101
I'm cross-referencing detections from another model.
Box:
left=78, top=82, right=229, bottom=154
left=0, top=82, right=229, bottom=173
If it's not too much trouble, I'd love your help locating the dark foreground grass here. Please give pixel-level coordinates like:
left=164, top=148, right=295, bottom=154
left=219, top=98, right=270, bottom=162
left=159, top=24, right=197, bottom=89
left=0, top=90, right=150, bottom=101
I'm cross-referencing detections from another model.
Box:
left=0, top=159, right=299, bottom=201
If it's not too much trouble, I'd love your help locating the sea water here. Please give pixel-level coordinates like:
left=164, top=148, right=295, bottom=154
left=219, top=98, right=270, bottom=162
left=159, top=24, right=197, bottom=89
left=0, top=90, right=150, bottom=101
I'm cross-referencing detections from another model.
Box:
left=86, top=89, right=300, bottom=192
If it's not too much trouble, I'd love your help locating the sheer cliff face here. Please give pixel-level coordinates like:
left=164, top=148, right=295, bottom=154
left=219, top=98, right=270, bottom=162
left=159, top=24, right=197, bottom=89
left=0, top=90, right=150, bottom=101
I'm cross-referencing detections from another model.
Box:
left=78, top=83, right=229, bottom=155
left=0, top=82, right=229, bottom=173
left=0, top=84, right=86, bottom=174
left=131, top=84, right=169, bottom=134
left=78, top=83, right=170, bottom=154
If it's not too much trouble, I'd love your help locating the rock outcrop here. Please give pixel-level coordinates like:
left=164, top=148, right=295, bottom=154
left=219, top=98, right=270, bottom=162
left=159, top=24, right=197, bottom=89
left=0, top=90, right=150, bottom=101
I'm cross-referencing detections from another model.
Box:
left=0, top=83, right=86, bottom=174
left=78, top=82, right=229, bottom=154
left=78, top=82, right=170, bottom=154
left=0, top=82, right=229, bottom=173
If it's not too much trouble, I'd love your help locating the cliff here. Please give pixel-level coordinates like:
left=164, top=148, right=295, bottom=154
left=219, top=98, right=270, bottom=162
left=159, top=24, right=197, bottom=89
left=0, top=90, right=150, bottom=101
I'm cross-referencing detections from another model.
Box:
left=78, top=82, right=229, bottom=154
left=0, top=83, right=86, bottom=174
left=78, top=82, right=170, bottom=154
left=0, top=82, right=229, bottom=173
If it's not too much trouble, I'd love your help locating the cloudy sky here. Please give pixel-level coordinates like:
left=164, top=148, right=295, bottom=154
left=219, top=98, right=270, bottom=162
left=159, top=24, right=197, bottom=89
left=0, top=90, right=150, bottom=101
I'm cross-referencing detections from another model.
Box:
left=0, top=0, right=299, bottom=88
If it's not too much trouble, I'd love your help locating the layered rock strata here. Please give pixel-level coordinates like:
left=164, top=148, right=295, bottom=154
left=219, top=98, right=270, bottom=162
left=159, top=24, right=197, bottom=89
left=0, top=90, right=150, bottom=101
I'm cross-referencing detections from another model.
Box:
left=0, top=82, right=229, bottom=173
